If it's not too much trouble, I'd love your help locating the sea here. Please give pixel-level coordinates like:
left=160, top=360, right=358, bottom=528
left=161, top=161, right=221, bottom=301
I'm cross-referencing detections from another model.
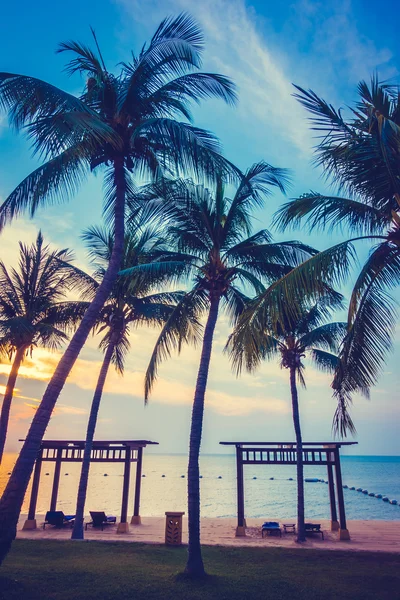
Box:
left=1, top=453, right=399, bottom=521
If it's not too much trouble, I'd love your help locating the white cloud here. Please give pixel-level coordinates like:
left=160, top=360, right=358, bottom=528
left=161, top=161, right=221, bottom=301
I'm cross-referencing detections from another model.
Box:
left=117, top=0, right=313, bottom=156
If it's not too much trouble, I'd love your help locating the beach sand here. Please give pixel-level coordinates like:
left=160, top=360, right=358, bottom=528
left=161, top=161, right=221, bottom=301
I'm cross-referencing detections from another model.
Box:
left=16, top=515, right=400, bottom=553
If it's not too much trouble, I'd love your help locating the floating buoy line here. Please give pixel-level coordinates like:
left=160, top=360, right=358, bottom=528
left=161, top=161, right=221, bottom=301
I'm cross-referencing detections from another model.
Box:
left=314, top=479, right=399, bottom=506
left=125, top=473, right=398, bottom=505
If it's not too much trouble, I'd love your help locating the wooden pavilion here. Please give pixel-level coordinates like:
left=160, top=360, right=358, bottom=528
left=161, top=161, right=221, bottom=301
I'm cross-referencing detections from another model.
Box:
left=22, top=439, right=158, bottom=533
left=220, top=441, right=357, bottom=540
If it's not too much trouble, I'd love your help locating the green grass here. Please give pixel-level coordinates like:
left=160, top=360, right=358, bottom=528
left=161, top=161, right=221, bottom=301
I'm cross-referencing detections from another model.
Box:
left=0, top=540, right=399, bottom=600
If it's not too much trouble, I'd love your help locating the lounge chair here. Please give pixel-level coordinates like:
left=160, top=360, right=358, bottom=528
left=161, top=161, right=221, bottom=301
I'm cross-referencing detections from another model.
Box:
left=305, top=523, right=324, bottom=539
left=85, top=511, right=117, bottom=531
left=261, top=521, right=282, bottom=538
left=43, top=511, right=75, bottom=529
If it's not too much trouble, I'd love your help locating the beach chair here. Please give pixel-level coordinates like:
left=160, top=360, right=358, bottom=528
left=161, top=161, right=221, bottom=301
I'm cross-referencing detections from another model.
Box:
left=305, top=523, right=324, bottom=539
left=261, top=521, right=282, bottom=538
left=85, top=511, right=117, bottom=531
left=43, top=511, right=75, bottom=529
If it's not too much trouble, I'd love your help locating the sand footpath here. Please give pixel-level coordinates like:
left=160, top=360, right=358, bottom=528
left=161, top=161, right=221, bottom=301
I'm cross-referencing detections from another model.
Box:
left=16, top=515, right=400, bottom=553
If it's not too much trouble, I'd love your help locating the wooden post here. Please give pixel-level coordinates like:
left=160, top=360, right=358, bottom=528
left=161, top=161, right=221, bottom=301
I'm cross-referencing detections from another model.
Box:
left=334, top=449, right=350, bottom=540
left=50, top=448, right=62, bottom=511
left=236, top=445, right=246, bottom=536
left=131, top=446, right=143, bottom=525
left=327, top=461, right=339, bottom=531
left=22, top=449, right=43, bottom=530
left=117, top=446, right=131, bottom=533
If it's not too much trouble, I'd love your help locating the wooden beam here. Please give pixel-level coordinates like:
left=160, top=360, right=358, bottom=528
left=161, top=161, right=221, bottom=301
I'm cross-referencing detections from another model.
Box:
left=22, top=449, right=43, bottom=530
left=131, top=447, right=143, bottom=525
left=117, top=447, right=131, bottom=533
left=236, top=445, right=246, bottom=536
left=334, top=449, right=350, bottom=540
left=50, top=448, right=62, bottom=511
left=327, top=462, right=339, bottom=531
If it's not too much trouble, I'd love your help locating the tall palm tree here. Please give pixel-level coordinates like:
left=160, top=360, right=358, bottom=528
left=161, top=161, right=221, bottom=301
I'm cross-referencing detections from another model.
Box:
left=273, top=76, right=400, bottom=433
left=227, top=297, right=346, bottom=542
left=133, top=164, right=317, bottom=576
left=71, top=225, right=195, bottom=540
left=0, top=14, right=237, bottom=564
left=0, top=231, right=85, bottom=464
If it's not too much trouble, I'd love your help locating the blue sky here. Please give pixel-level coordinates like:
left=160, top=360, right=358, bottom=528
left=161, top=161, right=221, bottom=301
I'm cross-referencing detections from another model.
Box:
left=0, top=0, right=399, bottom=456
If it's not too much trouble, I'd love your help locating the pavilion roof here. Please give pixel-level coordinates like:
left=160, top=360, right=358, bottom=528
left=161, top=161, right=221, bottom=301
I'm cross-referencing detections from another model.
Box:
left=19, top=439, right=158, bottom=449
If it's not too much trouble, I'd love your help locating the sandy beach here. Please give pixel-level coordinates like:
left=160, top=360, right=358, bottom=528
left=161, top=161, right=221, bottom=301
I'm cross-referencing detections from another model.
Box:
left=16, top=515, right=400, bottom=554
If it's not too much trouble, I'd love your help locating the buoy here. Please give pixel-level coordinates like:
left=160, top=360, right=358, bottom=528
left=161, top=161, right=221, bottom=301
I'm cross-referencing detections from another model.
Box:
left=305, top=478, right=319, bottom=483
left=382, top=496, right=389, bottom=502
left=104, top=474, right=108, bottom=477
left=375, top=494, right=382, bottom=499
left=362, top=489, right=368, bottom=494
left=356, top=488, right=363, bottom=492
left=368, top=492, right=375, bottom=496
left=390, top=499, right=398, bottom=505
left=350, top=487, right=355, bottom=490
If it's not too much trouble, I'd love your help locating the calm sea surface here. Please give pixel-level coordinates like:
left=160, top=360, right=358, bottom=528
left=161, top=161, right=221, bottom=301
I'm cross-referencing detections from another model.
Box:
left=1, top=453, right=399, bottom=521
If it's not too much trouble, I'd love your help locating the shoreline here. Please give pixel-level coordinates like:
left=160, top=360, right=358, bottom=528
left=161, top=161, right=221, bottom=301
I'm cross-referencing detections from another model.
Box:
left=16, top=515, right=400, bottom=553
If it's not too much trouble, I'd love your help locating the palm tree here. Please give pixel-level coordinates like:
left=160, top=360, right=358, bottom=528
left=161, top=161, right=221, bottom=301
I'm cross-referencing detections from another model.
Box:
left=0, top=14, right=237, bottom=564
left=227, top=297, right=346, bottom=542
left=134, top=164, right=317, bottom=576
left=0, top=231, right=85, bottom=464
left=71, top=225, right=193, bottom=540
left=273, top=76, right=400, bottom=433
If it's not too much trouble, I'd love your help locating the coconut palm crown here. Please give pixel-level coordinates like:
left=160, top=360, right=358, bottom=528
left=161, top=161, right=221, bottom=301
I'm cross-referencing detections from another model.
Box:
left=0, top=231, right=85, bottom=463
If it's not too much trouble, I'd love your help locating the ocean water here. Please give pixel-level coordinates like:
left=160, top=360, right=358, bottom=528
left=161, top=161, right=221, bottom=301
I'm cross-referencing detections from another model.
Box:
left=1, top=453, right=399, bottom=521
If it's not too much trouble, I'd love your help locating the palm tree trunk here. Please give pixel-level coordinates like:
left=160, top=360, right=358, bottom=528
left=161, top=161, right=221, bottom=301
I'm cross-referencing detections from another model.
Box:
left=0, top=347, right=25, bottom=465
left=290, top=366, right=305, bottom=542
left=71, top=338, right=116, bottom=540
left=0, top=158, right=126, bottom=566
left=185, top=294, right=220, bottom=578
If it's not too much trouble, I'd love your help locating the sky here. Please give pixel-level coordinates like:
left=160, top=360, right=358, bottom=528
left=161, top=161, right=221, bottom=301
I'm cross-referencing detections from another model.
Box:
left=0, top=0, right=399, bottom=456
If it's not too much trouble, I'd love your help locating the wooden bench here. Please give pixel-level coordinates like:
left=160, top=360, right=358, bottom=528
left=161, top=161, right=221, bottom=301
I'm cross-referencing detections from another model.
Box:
left=305, top=523, right=324, bottom=539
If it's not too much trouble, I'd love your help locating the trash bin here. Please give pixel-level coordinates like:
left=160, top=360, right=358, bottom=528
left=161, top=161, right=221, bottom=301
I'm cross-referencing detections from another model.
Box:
left=165, top=511, right=185, bottom=545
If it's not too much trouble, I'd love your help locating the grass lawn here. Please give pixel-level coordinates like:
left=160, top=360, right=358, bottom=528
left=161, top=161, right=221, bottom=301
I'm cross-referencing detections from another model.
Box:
left=1, top=540, right=399, bottom=600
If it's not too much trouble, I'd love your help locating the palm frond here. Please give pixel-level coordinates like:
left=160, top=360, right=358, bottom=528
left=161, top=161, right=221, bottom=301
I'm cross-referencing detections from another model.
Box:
left=310, top=348, right=340, bottom=373
left=144, top=288, right=205, bottom=401
left=300, top=322, right=347, bottom=353
left=274, top=193, right=391, bottom=235
left=333, top=244, right=400, bottom=404
left=0, top=145, right=89, bottom=230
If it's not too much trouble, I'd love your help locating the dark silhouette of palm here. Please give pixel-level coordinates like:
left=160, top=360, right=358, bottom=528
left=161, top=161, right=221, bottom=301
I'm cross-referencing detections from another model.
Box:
left=134, top=164, right=316, bottom=576
left=71, top=225, right=192, bottom=540
left=0, top=13, right=237, bottom=565
left=228, top=296, right=346, bottom=542
left=0, top=232, right=86, bottom=463
left=273, top=77, right=400, bottom=434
